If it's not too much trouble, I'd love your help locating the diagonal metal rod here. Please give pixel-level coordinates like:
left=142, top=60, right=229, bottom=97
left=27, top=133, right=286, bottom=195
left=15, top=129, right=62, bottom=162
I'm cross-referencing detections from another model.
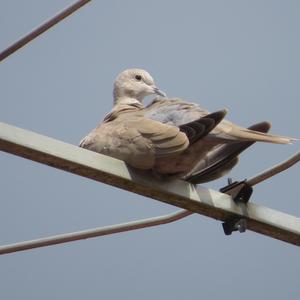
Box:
left=0, top=151, right=299, bottom=255
left=0, top=210, right=193, bottom=255
left=0, top=0, right=91, bottom=62
left=246, top=152, right=300, bottom=186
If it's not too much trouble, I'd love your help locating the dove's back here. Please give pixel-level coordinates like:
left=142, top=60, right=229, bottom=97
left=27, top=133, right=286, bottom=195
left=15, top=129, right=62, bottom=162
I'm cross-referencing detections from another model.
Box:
left=145, top=98, right=209, bottom=126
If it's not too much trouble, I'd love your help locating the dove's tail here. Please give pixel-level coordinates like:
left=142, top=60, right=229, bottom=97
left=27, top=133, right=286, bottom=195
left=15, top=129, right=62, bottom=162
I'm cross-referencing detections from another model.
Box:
left=226, top=123, right=297, bottom=144
left=185, top=122, right=272, bottom=184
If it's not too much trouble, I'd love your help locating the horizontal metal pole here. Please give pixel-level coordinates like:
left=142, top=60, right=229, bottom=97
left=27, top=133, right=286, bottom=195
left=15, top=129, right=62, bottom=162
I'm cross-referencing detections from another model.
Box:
left=0, top=0, right=91, bottom=62
left=1, top=122, right=300, bottom=246
left=0, top=210, right=192, bottom=255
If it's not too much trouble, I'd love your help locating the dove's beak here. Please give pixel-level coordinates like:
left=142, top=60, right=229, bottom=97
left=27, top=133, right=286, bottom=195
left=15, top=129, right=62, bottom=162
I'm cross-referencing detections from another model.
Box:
left=153, top=86, right=166, bottom=97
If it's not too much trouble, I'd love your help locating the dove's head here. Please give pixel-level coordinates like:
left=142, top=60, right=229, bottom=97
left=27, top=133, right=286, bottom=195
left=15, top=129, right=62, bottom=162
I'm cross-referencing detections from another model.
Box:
left=113, top=69, right=166, bottom=104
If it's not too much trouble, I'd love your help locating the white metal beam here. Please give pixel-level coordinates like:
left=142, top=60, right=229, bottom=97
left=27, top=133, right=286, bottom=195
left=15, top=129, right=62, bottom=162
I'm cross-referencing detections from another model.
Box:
left=1, top=122, right=300, bottom=246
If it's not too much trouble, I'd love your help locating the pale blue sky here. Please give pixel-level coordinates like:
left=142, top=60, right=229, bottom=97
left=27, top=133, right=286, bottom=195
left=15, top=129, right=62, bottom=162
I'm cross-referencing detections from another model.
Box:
left=1, top=1, right=299, bottom=299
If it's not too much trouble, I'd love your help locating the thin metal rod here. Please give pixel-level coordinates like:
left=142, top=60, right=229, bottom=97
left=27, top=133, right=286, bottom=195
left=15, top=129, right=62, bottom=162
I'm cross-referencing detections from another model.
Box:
left=0, top=0, right=91, bottom=62
left=246, top=152, right=300, bottom=186
left=0, top=210, right=192, bottom=255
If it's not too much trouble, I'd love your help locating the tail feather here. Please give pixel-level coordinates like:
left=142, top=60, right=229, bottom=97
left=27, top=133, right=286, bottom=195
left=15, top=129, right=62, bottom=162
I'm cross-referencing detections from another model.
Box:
left=185, top=121, right=273, bottom=184
left=227, top=124, right=297, bottom=144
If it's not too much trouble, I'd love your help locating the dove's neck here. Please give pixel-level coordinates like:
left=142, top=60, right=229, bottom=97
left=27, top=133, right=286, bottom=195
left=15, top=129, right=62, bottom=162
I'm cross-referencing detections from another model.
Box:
left=104, top=96, right=143, bottom=122
left=113, top=96, right=143, bottom=109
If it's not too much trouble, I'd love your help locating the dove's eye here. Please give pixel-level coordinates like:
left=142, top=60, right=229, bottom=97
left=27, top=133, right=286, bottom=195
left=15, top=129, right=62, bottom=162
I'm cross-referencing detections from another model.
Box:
left=135, top=75, right=142, bottom=81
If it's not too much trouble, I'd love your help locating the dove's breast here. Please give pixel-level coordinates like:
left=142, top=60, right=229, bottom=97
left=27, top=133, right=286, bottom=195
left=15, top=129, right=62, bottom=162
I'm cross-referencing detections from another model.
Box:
left=80, top=121, right=156, bottom=169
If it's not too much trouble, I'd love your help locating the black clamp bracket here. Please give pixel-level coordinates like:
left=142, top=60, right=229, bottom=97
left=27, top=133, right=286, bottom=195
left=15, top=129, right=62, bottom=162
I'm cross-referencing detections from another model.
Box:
left=219, top=179, right=253, bottom=235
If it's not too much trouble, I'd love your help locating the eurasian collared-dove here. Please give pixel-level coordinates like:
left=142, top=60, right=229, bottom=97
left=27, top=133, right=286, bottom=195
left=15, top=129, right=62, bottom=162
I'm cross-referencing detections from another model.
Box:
left=80, top=68, right=296, bottom=183
left=80, top=69, right=226, bottom=171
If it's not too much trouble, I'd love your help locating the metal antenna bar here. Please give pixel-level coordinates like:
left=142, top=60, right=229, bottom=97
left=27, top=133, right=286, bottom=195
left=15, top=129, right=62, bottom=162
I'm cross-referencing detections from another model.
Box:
left=0, top=210, right=192, bottom=255
left=2, top=151, right=298, bottom=255
left=1, top=122, right=300, bottom=247
left=246, top=152, right=300, bottom=187
left=0, top=0, right=91, bottom=62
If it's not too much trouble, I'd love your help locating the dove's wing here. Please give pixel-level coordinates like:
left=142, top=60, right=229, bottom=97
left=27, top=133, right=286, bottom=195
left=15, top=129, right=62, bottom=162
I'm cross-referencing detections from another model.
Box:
left=179, top=109, right=227, bottom=144
left=80, top=112, right=189, bottom=169
left=146, top=97, right=296, bottom=144
left=80, top=107, right=226, bottom=171
left=121, top=109, right=227, bottom=166
left=134, top=117, right=189, bottom=159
